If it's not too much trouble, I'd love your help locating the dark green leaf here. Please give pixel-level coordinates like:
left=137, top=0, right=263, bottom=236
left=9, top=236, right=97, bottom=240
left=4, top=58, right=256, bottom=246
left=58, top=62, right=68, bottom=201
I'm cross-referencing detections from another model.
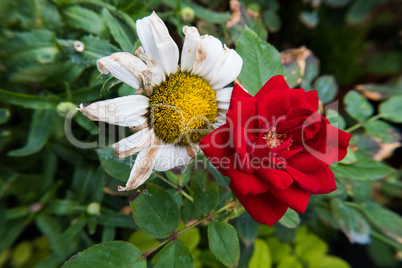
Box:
left=364, top=120, right=400, bottom=143
left=325, top=0, right=351, bottom=7
left=74, top=112, right=99, bottom=135
left=299, top=11, right=318, bottom=28
left=71, top=35, right=119, bottom=67
left=344, top=91, right=374, bottom=121
left=236, top=27, right=284, bottom=95
left=191, top=169, right=220, bottom=214
left=278, top=208, right=300, bottom=229
left=62, top=241, right=145, bottom=268
left=208, top=221, right=240, bottom=267
left=263, top=9, right=281, bottom=32
left=361, top=202, right=402, bottom=244
left=62, top=5, right=107, bottom=36
left=331, top=199, right=370, bottom=244
left=379, top=96, right=402, bottom=123
left=8, top=109, right=55, bottom=157
left=331, top=153, right=394, bottom=180
left=346, top=0, right=383, bottom=24
left=326, top=109, right=346, bottom=130
left=365, top=51, right=402, bottom=75
left=130, top=184, right=179, bottom=239
left=103, top=8, right=135, bottom=52
left=236, top=212, right=259, bottom=244
left=154, top=240, right=193, bottom=268
left=97, top=147, right=132, bottom=182
left=0, top=89, right=61, bottom=109
left=314, top=75, right=338, bottom=103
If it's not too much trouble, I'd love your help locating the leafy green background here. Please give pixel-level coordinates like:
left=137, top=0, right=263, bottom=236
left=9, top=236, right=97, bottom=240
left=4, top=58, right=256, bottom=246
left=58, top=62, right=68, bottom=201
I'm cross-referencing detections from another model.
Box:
left=1, top=0, right=401, bottom=267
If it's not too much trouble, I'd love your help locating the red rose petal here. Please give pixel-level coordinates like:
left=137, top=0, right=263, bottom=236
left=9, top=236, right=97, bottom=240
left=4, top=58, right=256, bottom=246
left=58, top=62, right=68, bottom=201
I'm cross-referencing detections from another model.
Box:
left=256, top=167, right=294, bottom=190
left=230, top=184, right=288, bottom=226
left=255, top=75, right=290, bottom=99
left=314, top=167, right=336, bottom=194
left=270, top=184, right=310, bottom=213
left=232, top=83, right=252, bottom=98
left=327, top=125, right=352, bottom=162
left=229, top=84, right=257, bottom=110
left=287, top=149, right=336, bottom=172
left=257, top=90, right=290, bottom=127
left=305, top=90, right=319, bottom=112
left=288, top=89, right=307, bottom=110
left=226, top=103, right=258, bottom=131
left=286, top=165, right=320, bottom=193
left=227, top=166, right=269, bottom=195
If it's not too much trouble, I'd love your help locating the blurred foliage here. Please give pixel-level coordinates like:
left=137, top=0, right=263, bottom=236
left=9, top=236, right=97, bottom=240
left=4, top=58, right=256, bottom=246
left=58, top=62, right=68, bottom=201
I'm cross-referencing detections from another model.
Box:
left=0, top=0, right=401, bottom=267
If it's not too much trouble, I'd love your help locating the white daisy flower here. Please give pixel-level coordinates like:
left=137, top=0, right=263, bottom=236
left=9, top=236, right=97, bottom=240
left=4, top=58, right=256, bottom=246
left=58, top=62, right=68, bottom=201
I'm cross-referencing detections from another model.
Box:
left=79, top=12, right=243, bottom=191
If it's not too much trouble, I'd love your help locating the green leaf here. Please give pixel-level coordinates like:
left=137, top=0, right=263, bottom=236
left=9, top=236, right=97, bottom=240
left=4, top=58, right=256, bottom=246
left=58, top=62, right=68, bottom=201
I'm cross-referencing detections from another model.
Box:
left=62, top=241, right=145, bottom=268
left=190, top=169, right=220, bottom=214
left=326, top=109, right=346, bottom=130
left=0, top=108, right=10, bottom=124
left=177, top=222, right=200, bottom=251
left=236, top=212, right=259, bottom=244
left=310, top=256, right=350, bottom=268
left=103, top=8, right=135, bottom=52
left=74, top=112, right=99, bottom=135
left=299, top=11, right=319, bottom=28
left=100, top=76, right=122, bottom=95
left=339, top=148, right=358, bottom=165
left=0, top=89, right=61, bottom=109
left=331, top=153, right=394, bottom=180
left=344, top=91, right=374, bottom=121
left=314, top=75, right=338, bottom=103
left=331, top=199, right=370, bottom=244
left=71, top=35, right=119, bottom=67
left=208, top=221, right=240, bottom=267
left=130, top=184, right=179, bottom=239
left=278, top=256, right=302, bottom=268
left=8, top=109, right=55, bottom=157
left=361, top=202, right=402, bottom=244
left=366, top=51, right=402, bottom=75
left=364, top=120, right=400, bottom=143
left=263, top=9, right=281, bottom=32
left=266, top=237, right=291, bottom=264
left=346, top=0, right=383, bottom=24
left=379, top=96, right=402, bottom=123
left=62, top=5, right=107, bottom=36
left=249, top=239, right=271, bottom=268
left=278, top=208, right=300, bottom=228
left=295, top=232, right=328, bottom=262
left=97, top=147, right=132, bottom=182
left=128, top=230, right=159, bottom=253
left=154, top=240, right=193, bottom=268
left=236, top=27, right=284, bottom=95
left=324, top=0, right=351, bottom=7
left=4, top=29, right=59, bottom=66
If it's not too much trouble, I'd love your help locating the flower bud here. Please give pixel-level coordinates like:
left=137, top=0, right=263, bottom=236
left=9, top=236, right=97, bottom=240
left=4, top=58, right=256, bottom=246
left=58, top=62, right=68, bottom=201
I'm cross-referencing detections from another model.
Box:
left=57, top=102, right=77, bottom=117
left=181, top=7, right=195, bottom=23
left=87, top=202, right=101, bottom=215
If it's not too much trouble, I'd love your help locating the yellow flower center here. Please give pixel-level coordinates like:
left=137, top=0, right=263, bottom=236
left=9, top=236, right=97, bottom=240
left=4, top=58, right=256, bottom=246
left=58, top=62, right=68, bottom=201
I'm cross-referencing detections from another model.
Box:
left=148, top=72, right=218, bottom=145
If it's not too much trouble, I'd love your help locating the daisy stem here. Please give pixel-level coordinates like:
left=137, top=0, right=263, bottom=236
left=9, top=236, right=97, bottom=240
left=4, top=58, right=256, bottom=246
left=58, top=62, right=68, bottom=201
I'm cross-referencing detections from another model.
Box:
left=156, top=173, right=194, bottom=202
left=345, top=114, right=382, bottom=133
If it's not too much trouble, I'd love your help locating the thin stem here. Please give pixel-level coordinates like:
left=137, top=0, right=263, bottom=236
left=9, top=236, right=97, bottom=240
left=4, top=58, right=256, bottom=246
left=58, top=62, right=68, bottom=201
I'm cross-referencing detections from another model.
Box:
left=156, top=174, right=193, bottom=202
left=345, top=114, right=382, bottom=133
left=134, top=200, right=239, bottom=264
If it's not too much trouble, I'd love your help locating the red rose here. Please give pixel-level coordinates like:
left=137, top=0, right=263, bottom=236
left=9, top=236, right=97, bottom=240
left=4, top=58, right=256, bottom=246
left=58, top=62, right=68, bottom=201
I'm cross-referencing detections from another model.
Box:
left=200, top=75, right=352, bottom=226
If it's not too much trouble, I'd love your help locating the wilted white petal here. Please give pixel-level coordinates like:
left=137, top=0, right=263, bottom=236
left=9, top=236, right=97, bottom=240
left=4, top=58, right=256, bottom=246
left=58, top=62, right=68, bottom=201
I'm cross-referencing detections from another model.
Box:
left=154, top=144, right=192, bottom=172
left=191, top=35, right=224, bottom=78
left=78, top=95, right=149, bottom=127
left=135, top=46, right=165, bottom=86
left=112, top=128, right=153, bottom=158
left=118, top=133, right=162, bottom=191
left=206, top=48, right=243, bottom=90
left=215, top=87, right=233, bottom=102
left=136, top=12, right=179, bottom=76
left=181, top=26, right=200, bottom=73
left=97, top=52, right=148, bottom=89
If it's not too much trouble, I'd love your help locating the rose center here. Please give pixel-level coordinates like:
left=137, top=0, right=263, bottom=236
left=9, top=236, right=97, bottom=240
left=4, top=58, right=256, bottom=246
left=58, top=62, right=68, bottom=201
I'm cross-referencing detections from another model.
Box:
left=262, top=127, right=292, bottom=151
left=148, top=72, right=218, bottom=145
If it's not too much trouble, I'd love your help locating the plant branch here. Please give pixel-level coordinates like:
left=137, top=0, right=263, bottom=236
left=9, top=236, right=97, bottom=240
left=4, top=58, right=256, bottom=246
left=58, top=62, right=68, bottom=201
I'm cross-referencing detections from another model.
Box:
left=156, top=174, right=194, bottom=202
left=345, top=114, right=382, bottom=133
